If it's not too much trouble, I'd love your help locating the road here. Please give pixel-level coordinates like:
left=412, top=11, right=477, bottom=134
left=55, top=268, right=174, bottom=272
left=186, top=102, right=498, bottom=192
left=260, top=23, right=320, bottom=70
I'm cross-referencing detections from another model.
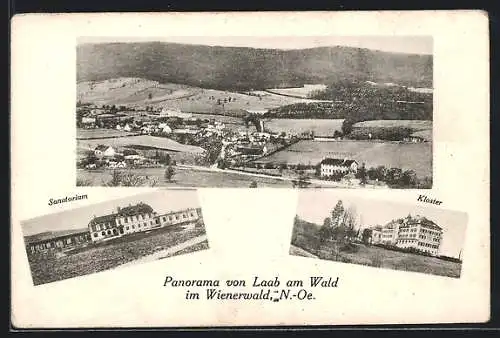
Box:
left=115, top=234, right=208, bottom=269
left=177, top=163, right=376, bottom=188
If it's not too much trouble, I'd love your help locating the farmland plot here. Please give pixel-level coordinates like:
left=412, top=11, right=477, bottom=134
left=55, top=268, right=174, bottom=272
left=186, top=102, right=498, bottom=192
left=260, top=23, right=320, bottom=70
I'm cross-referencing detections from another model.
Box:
left=256, top=140, right=432, bottom=177
left=264, top=119, right=344, bottom=136
left=77, top=135, right=205, bottom=153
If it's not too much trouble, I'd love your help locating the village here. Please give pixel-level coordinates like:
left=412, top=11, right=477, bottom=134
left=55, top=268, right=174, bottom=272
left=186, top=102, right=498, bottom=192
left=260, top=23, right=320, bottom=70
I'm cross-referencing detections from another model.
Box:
left=76, top=91, right=431, bottom=189
left=76, top=104, right=374, bottom=186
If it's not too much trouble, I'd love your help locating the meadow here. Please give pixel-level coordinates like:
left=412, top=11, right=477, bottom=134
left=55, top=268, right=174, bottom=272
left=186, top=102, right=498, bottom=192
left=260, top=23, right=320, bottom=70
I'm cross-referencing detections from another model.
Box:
left=27, top=227, right=208, bottom=286
left=255, top=139, right=432, bottom=178
left=77, top=78, right=326, bottom=113
left=266, top=84, right=327, bottom=98
left=292, top=241, right=461, bottom=278
left=77, top=167, right=293, bottom=188
left=77, top=128, right=140, bottom=139
left=77, top=135, right=205, bottom=153
left=264, top=119, right=344, bottom=136
left=352, top=120, right=432, bottom=130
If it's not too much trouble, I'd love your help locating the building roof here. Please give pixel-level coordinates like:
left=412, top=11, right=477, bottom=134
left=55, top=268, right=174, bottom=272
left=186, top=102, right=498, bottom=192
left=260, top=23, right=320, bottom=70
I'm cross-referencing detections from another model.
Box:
left=95, top=145, right=112, bottom=152
left=89, top=213, right=116, bottom=226
left=88, top=203, right=155, bottom=227
left=117, top=203, right=154, bottom=217
left=320, top=158, right=357, bottom=166
left=25, top=228, right=89, bottom=244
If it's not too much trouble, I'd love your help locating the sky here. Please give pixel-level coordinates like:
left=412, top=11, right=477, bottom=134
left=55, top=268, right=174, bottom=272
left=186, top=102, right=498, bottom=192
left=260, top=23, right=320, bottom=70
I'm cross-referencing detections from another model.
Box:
left=296, top=192, right=467, bottom=258
left=22, top=190, right=200, bottom=237
left=78, top=36, right=433, bottom=55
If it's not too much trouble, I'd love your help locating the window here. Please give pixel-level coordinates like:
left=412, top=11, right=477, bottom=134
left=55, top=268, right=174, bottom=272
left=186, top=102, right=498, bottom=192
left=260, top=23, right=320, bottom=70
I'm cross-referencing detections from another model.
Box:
left=162, top=217, right=166, bottom=222
left=175, top=215, right=179, bottom=220
left=150, top=221, right=153, bottom=225
left=94, top=233, right=98, bottom=237
left=169, top=216, right=172, bottom=221
left=102, top=231, right=105, bottom=235
left=190, top=213, right=194, bottom=217
left=132, top=225, right=135, bottom=229
left=125, top=218, right=128, bottom=223
left=66, top=238, right=71, bottom=244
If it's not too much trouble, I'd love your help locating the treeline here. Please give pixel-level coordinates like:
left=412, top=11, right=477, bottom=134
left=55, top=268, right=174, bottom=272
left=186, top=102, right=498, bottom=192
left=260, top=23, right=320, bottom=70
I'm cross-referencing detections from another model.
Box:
left=77, top=43, right=432, bottom=91
left=267, top=82, right=433, bottom=126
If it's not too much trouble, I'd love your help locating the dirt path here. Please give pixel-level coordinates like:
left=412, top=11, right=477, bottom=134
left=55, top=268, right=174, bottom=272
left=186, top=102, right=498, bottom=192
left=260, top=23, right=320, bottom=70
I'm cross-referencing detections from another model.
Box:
left=115, top=234, right=208, bottom=269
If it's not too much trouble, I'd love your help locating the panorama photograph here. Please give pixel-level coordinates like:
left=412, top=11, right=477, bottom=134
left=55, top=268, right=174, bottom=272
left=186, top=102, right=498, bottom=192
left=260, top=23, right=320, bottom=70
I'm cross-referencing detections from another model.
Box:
left=76, top=36, right=433, bottom=188
left=22, top=190, right=208, bottom=286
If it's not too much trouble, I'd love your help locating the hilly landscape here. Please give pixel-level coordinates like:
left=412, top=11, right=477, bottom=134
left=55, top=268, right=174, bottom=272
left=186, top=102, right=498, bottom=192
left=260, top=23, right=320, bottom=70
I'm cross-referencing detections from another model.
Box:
left=77, top=42, right=433, bottom=90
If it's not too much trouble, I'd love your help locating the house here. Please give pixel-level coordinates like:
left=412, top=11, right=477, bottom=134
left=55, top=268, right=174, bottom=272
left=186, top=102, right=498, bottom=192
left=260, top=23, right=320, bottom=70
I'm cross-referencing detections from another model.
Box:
left=374, top=214, right=443, bottom=256
left=81, top=116, right=96, bottom=128
left=319, top=158, right=358, bottom=177
left=87, top=203, right=204, bottom=243
left=25, top=229, right=91, bottom=255
left=88, top=203, right=159, bottom=242
left=94, top=145, right=116, bottom=157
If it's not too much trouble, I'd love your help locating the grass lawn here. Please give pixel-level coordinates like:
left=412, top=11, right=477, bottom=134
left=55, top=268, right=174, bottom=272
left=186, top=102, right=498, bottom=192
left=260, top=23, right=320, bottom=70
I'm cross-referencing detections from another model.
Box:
left=27, top=226, right=207, bottom=286
left=77, top=167, right=293, bottom=188
left=163, top=240, right=209, bottom=259
left=257, top=139, right=432, bottom=178
left=292, top=236, right=461, bottom=278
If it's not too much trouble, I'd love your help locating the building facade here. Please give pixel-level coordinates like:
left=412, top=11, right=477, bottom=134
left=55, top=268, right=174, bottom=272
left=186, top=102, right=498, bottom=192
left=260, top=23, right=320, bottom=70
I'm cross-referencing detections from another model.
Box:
left=25, top=229, right=91, bottom=255
left=88, top=203, right=204, bottom=243
left=25, top=204, right=204, bottom=255
left=320, top=158, right=358, bottom=177
left=368, top=215, right=443, bottom=256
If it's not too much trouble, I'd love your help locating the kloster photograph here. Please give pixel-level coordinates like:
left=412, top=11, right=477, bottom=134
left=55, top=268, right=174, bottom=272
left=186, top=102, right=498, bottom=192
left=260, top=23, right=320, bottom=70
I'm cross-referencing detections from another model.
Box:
left=290, top=192, right=467, bottom=278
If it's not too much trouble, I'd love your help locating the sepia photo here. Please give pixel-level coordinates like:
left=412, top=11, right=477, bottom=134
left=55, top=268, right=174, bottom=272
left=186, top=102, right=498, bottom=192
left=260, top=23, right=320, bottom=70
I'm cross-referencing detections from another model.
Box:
left=22, top=190, right=209, bottom=286
left=290, top=192, right=467, bottom=278
left=76, top=36, right=433, bottom=188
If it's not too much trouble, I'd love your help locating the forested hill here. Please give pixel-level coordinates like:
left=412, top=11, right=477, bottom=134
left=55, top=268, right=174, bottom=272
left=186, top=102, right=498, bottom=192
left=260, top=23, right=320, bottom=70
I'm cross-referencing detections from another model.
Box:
left=77, top=42, right=433, bottom=90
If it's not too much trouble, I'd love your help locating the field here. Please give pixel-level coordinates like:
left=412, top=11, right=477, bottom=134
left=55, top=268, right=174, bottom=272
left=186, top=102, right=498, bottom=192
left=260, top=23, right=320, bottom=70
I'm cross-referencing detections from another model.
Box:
left=266, top=84, right=327, bottom=98
left=78, top=78, right=331, bottom=113
left=264, top=119, right=344, bottom=136
left=352, top=120, right=432, bottom=130
left=77, top=135, right=205, bottom=153
left=77, top=167, right=294, bottom=188
left=27, top=227, right=208, bottom=286
left=77, top=128, right=140, bottom=139
left=255, top=139, right=432, bottom=178
left=293, top=241, right=461, bottom=278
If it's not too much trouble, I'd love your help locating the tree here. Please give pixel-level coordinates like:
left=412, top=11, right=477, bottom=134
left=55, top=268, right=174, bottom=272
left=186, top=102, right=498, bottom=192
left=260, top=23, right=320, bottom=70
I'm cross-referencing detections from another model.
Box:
left=401, top=169, right=418, bottom=187
left=357, top=162, right=368, bottom=185
left=331, top=200, right=345, bottom=228
left=105, top=170, right=158, bottom=187
left=279, top=163, right=287, bottom=175
left=249, top=181, right=258, bottom=188
left=165, top=166, right=175, bottom=182
left=374, top=165, right=387, bottom=181
left=343, top=206, right=358, bottom=240
left=362, top=228, right=373, bottom=244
